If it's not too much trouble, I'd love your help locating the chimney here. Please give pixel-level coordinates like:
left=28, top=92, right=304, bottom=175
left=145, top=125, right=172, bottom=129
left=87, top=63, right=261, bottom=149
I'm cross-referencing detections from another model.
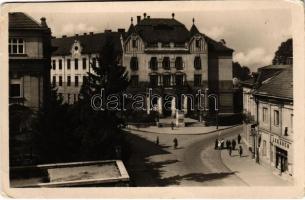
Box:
left=137, top=16, right=141, bottom=24
left=172, top=13, right=175, bottom=19
left=105, top=29, right=112, bottom=33
left=75, top=34, right=79, bottom=37
left=118, top=28, right=125, bottom=34
left=83, top=33, right=87, bottom=35
left=143, top=13, right=147, bottom=18
left=147, top=16, right=150, bottom=19
left=62, top=35, right=67, bottom=38
left=89, top=32, right=94, bottom=35
left=40, top=17, right=47, bottom=27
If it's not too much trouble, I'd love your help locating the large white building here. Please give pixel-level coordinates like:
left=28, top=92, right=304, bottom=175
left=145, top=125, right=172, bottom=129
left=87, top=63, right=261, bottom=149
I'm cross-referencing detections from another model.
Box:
left=241, top=65, right=293, bottom=180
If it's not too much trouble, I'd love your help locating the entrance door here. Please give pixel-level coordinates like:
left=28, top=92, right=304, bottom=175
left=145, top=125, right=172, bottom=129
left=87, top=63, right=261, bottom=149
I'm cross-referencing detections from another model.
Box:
left=275, top=147, right=288, bottom=173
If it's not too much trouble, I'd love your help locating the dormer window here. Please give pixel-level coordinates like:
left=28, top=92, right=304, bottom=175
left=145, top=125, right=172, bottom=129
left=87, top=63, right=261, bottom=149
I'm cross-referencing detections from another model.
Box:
left=9, top=38, right=24, bottom=54
left=196, top=39, right=201, bottom=48
left=132, top=39, right=137, bottom=48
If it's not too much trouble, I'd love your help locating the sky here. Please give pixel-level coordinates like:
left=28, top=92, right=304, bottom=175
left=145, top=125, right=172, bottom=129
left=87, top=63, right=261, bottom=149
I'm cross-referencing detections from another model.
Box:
left=25, top=2, right=292, bottom=73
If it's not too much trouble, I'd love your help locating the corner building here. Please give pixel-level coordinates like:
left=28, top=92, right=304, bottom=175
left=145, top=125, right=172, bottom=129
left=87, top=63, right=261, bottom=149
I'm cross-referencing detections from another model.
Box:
left=123, top=13, right=237, bottom=117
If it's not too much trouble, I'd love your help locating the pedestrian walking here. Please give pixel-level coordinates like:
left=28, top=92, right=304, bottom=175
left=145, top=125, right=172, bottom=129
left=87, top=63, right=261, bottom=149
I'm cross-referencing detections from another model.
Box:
left=226, top=140, right=229, bottom=149
left=215, top=139, right=218, bottom=150
left=156, top=136, right=159, bottom=145
left=229, top=146, right=232, bottom=156
left=238, top=134, right=242, bottom=144
left=232, top=139, right=236, bottom=150
left=171, top=121, right=174, bottom=130
left=173, top=138, right=178, bottom=149
left=220, top=138, right=224, bottom=149
left=218, top=140, right=222, bottom=150
left=227, top=140, right=231, bottom=149
left=239, top=146, right=243, bottom=157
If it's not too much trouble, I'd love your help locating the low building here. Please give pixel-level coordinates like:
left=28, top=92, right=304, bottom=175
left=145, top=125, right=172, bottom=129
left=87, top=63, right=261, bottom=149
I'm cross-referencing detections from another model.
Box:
left=241, top=65, right=293, bottom=180
left=9, top=12, right=52, bottom=110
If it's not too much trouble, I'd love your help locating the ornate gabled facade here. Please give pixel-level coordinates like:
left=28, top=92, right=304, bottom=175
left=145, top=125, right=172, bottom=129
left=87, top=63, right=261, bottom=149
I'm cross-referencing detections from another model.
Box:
left=123, top=13, right=236, bottom=118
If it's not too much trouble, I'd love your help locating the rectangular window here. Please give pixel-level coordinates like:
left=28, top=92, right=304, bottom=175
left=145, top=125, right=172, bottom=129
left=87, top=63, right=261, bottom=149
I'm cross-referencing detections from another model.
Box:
left=83, top=76, right=87, bottom=84
left=59, top=59, right=62, bottom=70
left=163, top=75, right=171, bottom=87
left=9, top=38, right=24, bottom=54
left=274, top=110, right=279, bottom=126
left=150, top=75, right=158, bottom=87
left=52, top=60, right=56, bottom=70
left=196, top=39, right=201, bottom=48
left=59, top=76, right=63, bottom=86
left=162, top=57, right=170, bottom=70
left=92, top=58, right=96, bottom=68
left=132, top=39, right=137, bottom=48
left=52, top=76, right=56, bottom=86
left=175, top=74, right=184, bottom=86
left=194, top=74, right=202, bottom=86
left=263, top=140, right=267, bottom=156
left=67, top=59, right=71, bottom=70
left=9, top=84, right=21, bottom=97
left=67, top=76, right=71, bottom=87
left=263, top=107, right=268, bottom=122
left=130, top=75, right=139, bottom=87
left=75, top=76, right=79, bottom=87
left=82, top=58, right=87, bottom=70
left=75, top=58, right=78, bottom=70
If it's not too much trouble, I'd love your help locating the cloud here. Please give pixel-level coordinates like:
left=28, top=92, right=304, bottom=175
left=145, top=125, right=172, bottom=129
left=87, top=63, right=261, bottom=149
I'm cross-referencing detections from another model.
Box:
left=233, top=48, right=274, bottom=72
left=203, top=26, right=225, bottom=40
left=60, top=23, right=98, bottom=36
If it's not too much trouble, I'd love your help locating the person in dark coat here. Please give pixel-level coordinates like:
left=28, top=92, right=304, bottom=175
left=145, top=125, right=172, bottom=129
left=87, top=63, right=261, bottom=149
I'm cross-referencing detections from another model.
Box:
left=232, top=139, right=236, bottom=150
left=237, top=134, right=242, bottom=144
left=239, top=146, right=243, bottom=157
left=229, top=146, right=232, bottom=156
left=227, top=140, right=231, bottom=149
left=215, top=139, right=218, bottom=150
left=220, top=139, right=224, bottom=149
left=226, top=140, right=229, bottom=149
left=171, top=122, right=174, bottom=130
left=173, top=138, right=178, bottom=149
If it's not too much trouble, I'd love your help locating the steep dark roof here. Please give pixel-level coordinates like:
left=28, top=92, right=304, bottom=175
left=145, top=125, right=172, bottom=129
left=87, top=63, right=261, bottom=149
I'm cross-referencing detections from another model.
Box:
left=9, top=12, right=43, bottom=30
left=254, top=67, right=293, bottom=100
left=52, top=32, right=122, bottom=56
left=126, top=17, right=233, bottom=52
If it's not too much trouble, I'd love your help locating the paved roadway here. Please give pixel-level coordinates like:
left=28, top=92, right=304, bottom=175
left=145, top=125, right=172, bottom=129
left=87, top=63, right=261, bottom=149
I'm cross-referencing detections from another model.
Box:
left=125, top=125, right=248, bottom=186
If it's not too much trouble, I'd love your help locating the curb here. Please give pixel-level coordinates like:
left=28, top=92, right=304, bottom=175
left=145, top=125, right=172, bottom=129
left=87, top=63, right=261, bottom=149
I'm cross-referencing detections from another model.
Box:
left=124, top=124, right=242, bottom=135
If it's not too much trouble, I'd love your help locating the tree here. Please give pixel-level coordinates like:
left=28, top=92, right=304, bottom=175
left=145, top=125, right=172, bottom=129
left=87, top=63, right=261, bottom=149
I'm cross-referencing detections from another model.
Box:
left=233, top=62, right=251, bottom=81
left=75, top=33, right=130, bottom=161
left=272, top=38, right=292, bottom=65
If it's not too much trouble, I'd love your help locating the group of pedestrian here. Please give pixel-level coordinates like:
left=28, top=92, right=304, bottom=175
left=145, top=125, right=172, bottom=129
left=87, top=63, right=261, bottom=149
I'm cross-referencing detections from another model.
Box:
left=214, top=134, right=243, bottom=157
left=155, top=136, right=179, bottom=149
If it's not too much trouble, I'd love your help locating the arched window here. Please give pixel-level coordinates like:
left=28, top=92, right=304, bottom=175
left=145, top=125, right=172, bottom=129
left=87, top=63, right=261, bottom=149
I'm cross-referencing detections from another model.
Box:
left=150, top=57, right=158, bottom=70
left=194, top=56, right=201, bottom=70
left=162, top=57, right=170, bottom=70
left=130, top=57, right=138, bottom=71
left=175, top=57, right=183, bottom=70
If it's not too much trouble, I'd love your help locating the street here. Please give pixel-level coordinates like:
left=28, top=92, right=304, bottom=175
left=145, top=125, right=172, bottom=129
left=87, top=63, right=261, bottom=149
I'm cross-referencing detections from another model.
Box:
left=125, top=126, right=247, bottom=186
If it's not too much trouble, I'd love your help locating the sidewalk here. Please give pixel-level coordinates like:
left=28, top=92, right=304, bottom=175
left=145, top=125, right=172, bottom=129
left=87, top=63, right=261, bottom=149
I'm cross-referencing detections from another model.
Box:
left=126, top=125, right=237, bottom=135
left=220, top=138, right=292, bottom=186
